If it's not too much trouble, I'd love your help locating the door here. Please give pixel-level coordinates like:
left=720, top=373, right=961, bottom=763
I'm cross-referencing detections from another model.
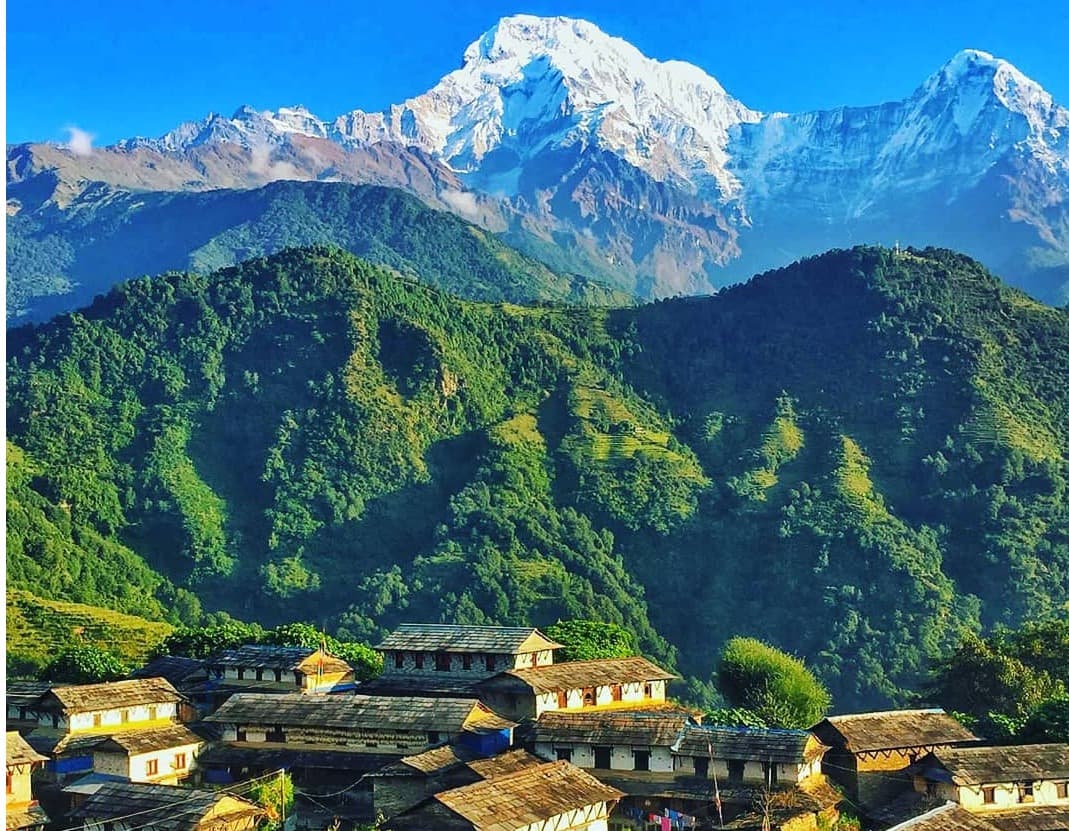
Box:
left=594, top=746, right=612, bottom=769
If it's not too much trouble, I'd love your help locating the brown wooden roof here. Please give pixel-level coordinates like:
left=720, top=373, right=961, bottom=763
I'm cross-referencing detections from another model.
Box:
left=6, top=732, right=48, bottom=767
left=433, top=760, right=624, bottom=831
left=812, top=709, right=978, bottom=753
left=41, top=678, right=184, bottom=714
left=885, top=804, right=1000, bottom=831
left=919, top=743, right=1069, bottom=784
left=5, top=803, right=49, bottom=831
left=93, top=724, right=208, bottom=756
left=533, top=709, right=692, bottom=747
left=204, top=692, right=514, bottom=733
left=982, top=806, right=1069, bottom=831
left=477, top=657, right=677, bottom=695
left=376, top=624, right=562, bottom=655
left=70, top=782, right=262, bottom=831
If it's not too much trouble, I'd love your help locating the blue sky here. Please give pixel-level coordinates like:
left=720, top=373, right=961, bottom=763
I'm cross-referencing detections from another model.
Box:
left=7, top=0, right=1069, bottom=146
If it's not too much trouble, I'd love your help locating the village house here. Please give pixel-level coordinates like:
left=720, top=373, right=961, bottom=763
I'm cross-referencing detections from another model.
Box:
left=203, top=644, right=356, bottom=697
left=68, top=781, right=263, bottom=831
left=385, top=759, right=625, bottom=831
left=883, top=803, right=1001, bottom=831
left=362, top=624, right=563, bottom=697
left=7, top=732, right=50, bottom=831
left=809, top=709, right=979, bottom=810
left=911, top=743, right=1069, bottom=811
left=531, top=709, right=693, bottom=772
left=475, top=656, right=677, bottom=720
left=367, top=746, right=544, bottom=818
left=19, top=678, right=190, bottom=783
left=203, top=692, right=515, bottom=761
left=6, top=682, right=54, bottom=735
left=89, top=723, right=208, bottom=785
left=671, top=724, right=828, bottom=788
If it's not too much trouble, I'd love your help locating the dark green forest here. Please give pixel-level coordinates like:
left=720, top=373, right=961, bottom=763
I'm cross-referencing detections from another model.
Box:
left=6, top=180, right=627, bottom=323
left=7, top=244, right=1069, bottom=709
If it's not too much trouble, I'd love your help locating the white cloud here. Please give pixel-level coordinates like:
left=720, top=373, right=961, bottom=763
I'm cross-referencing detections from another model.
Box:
left=441, top=188, right=481, bottom=219
left=65, top=126, right=94, bottom=156
left=249, top=144, right=302, bottom=180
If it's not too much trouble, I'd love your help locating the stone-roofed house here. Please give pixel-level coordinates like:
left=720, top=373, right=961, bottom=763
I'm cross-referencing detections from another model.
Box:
left=90, top=723, right=209, bottom=785
left=884, top=803, right=1002, bottom=831
left=810, top=708, right=979, bottom=810
left=69, top=782, right=263, bottom=831
left=911, top=743, right=1069, bottom=811
left=204, top=644, right=356, bottom=696
left=980, top=805, right=1069, bottom=831
left=6, top=732, right=50, bottom=831
left=203, top=692, right=516, bottom=761
left=475, top=656, right=677, bottom=720
left=6, top=682, right=54, bottom=734
left=386, top=759, right=624, bottom=831
left=22, top=678, right=189, bottom=783
left=531, top=709, right=693, bottom=772
left=371, top=625, right=563, bottom=697
left=672, top=724, right=828, bottom=787
left=368, top=747, right=544, bottom=818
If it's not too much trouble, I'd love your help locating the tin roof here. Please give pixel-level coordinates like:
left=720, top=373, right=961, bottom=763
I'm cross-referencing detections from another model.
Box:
left=918, top=743, right=1069, bottom=785
left=673, top=724, right=826, bottom=763
left=69, top=782, right=262, bottom=831
left=93, top=724, right=208, bottom=756
left=532, top=709, right=693, bottom=747
left=204, top=692, right=515, bottom=733
left=6, top=732, right=48, bottom=766
left=812, top=709, right=978, bottom=753
left=432, top=760, right=624, bottom=831
left=42, top=678, right=184, bottom=714
left=476, top=657, right=677, bottom=695
left=376, top=624, right=562, bottom=655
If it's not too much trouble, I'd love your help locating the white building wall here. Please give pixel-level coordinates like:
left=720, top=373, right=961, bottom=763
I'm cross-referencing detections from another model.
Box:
left=67, top=702, right=176, bottom=732
left=129, top=742, right=202, bottom=782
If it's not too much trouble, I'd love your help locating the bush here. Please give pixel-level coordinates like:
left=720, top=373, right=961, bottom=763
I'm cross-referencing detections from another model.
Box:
left=716, top=637, right=831, bottom=728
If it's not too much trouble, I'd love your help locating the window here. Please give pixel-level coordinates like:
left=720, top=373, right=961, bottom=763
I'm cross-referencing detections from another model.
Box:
left=610, top=685, right=622, bottom=702
left=594, top=746, right=612, bottom=769
left=462, top=654, right=472, bottom=671
left=634, top=749, right=651, bottom=772
left=51, top=714, right=60, bottom=728
left=555, top=748, right=572, bottom=762
left=762, top=761, right=779, bottom=786
left=266, top=725, right=284, bottom=743
left=582, top=688, right=596, bottom=707
left=174, top=753, right=187, bottom=770
left=982, top=786, right=996, bottom=804
left=237, top=669, right=246, bottom=680
left=274, top=669, right=282, bottom=682
left=428, top=732, right=441, bottom=745
left=643, top=683, right=653, bottom=698
left=236, top=729, right=247, bottom=742
left=1019, top=781, right=1035, bottom=803
left=146, top=759, right=159, bottom=777
left=121, top=709, right=129, bottom=724
left=148, top=706, right=157, bottom=721
left=557, top=691, right=569, bottom=709
left=395, top=652, right=404, bottom=669
left=435, top=653, right=450, bottom=672
left=728, top=760, right=745, bottom=782
left=6, top=771, right=12, bottom=794
left=694, top=758, right=709, bottom=778
left=256, top=669, right=264, bottom=681
left=1057, top=781, right=1069, bottom=799
left=93, top=713, right=102, bottom=728
left=485, top=655, right=496, bottom=671
left=414, top=653, right=424, bottom=670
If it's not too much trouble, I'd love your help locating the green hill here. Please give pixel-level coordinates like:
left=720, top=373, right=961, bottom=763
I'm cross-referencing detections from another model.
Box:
left=6, top=180, right=629, bottom=324
left=7, top=245, right=1069, bottom=707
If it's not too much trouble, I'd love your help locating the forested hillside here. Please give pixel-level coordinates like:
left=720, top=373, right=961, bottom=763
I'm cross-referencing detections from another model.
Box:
left=7, top=245, right=1069, bottom=708
left=7, top=180, right=627, bottom=323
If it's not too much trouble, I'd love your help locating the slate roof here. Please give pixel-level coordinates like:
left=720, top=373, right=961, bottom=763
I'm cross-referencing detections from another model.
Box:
left=130, top=656, right=206, bottom=686
left=70, top=782, right=262, bottom=831
left=465, top=749, right=544, bottom=779
left=370, top=744, right=480, bottom=777
left=26, top=732, right=109, bottom=757
left=5, top=681, right=54, bottom=709
left=6, top=732, right=48, bottom=766
left=983, top=807, right=1069, bottom=831
left=204, top=693, right=515, bottom=733
left=198, top=744, right=399, bottom=772
left=41, top=678, right=184, bottom=714
left=812, top=709, right=978, bottom=753
left=356, top=674, right=481, bottom=697
left=476, top=657, right=677, bottom=695
left=885, top=804, right=1000, bottom=831
left=376, top=624, right=562, bottom=655
left=432, top=760, right=624, bottom=831
left=918, top=743, right=1069, bottom=784
left=93, top=724, right=208, bottom=755
left=673, top=724, right=826, bottom=763
left=207, top=645, right=353, bottom=675
left=532, top=709, right=693, bottom=747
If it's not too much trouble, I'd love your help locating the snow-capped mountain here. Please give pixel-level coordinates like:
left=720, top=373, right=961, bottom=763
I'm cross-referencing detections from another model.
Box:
left=8, top=16, right=1069, bottom=306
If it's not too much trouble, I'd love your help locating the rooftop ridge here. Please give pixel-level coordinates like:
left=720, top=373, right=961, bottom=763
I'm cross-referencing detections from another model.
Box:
left=827, top=708, right=946, bottom=722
